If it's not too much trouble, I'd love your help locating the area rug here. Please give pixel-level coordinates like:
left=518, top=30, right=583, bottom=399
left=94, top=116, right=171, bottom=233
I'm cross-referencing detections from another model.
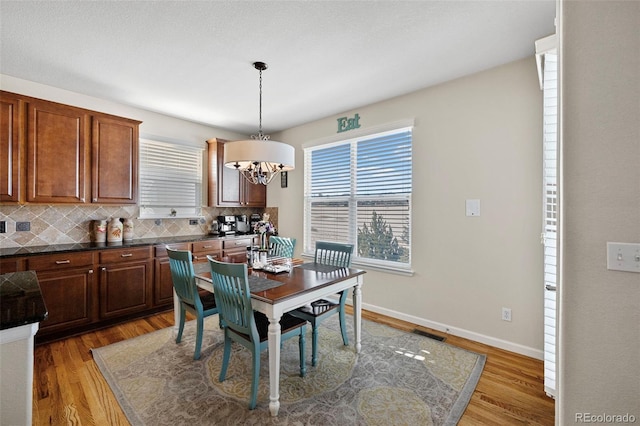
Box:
left=91, top=315, right=485, bottom=425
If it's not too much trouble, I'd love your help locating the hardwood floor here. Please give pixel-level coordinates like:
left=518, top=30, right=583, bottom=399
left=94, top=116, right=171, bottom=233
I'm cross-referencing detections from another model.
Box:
left=32, top=309, right=555, bottom=425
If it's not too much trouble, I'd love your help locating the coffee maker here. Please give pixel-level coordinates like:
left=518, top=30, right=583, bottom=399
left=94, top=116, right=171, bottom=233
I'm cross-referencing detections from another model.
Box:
left=235, top=215, right=250, bottom=234
left=212, top=215, right=236, bottom=236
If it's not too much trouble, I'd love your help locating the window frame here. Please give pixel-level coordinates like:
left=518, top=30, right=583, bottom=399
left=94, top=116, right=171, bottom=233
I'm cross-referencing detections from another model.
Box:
left=303, top=125, right=413, bottom=275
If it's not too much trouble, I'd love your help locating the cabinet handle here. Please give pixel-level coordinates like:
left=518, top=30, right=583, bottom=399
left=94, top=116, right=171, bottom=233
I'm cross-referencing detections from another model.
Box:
left=101, top=267, right=107, bottom=271
left=121, top=253, right=133, bottom=258
left=202, top=245, right=213, bottom=248
left=89, top=269, right=94, bottom=274
left=55, top=260, right=71, bottom=264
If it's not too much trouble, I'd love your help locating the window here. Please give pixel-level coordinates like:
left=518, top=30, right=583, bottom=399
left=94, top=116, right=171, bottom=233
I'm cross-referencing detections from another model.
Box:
left=139, top=137, right=203, bottom=218
left=304, top=127, right=412, bottom=271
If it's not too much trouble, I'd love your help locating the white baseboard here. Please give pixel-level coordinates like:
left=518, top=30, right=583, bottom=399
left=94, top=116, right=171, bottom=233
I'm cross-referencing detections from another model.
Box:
left=354, top=300, right=544, bottom=360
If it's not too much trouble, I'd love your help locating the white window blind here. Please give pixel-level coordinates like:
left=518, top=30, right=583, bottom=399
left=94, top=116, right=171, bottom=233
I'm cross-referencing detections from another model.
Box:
left=540, top=48, right=558, bottom=398
left=304, top=128, right=412, bottom=271
left=139, top=138, right=203, bottom=218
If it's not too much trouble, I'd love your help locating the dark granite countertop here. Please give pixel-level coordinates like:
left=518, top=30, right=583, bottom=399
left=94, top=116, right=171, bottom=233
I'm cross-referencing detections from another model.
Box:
left=0, top=271, right=48, bottom=330
left=0, top=234, right=258, bottom=259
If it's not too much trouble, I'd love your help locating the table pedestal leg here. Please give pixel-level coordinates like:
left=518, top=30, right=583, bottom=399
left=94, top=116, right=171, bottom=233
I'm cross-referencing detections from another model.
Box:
left=267, top=314, right=282, bottom=416
left=353, top=277, right=363, bottom=353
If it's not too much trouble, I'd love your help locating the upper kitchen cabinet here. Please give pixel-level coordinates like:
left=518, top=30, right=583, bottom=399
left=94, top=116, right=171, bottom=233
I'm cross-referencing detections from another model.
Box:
left=0, top=93, right=23, bottom=202
left=0, top=91, right=141, bottom=204
left=26, top=98, right=90, bottom=203
left=91, top=114, right=139, bottom=204
left=207, top=138, right=266, bottom=208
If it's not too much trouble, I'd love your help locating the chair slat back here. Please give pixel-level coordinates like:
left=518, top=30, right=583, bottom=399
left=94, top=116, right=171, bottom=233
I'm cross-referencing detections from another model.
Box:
left=269, top=236, right=296, bottom=258
left=166, top=248, right=199, bottom=306
left=208, top=257, right=258, bottom=341
left=314, top=241, right=354, bottom=267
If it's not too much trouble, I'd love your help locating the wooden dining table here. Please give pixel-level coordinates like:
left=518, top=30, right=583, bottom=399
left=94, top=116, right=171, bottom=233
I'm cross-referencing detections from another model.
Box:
left=183, top=258, right=366, bottom=416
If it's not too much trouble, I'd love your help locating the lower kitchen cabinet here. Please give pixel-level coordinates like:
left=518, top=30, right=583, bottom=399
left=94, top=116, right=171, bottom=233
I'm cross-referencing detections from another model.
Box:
left=222, top=237, right=255, bottom=263
left=192, top=239, right=222, bottom=263
left=24, top=251, right=97, bottom=335
left=98, top=246, right=152, bottom=319
left=36, top=267, right=96, bottom=332
left=153, top=242, right=189, bottom=307
left=1, top=235, right=259, bottom=343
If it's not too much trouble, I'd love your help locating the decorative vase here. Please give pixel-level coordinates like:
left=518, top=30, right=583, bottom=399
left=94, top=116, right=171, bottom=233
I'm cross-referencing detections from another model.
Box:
left=123, top=218, right=134, bottom=241
left=107, top=218, right=123, bottom=244
left=93, top=219, right=107, bottom=243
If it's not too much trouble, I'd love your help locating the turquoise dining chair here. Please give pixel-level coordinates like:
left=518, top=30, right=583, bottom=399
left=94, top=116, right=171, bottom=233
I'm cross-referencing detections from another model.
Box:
left=207, top=256, right=307, bottom=410
left=166, top=247, right=220, bottom=360
left=290, top=241, right=353, bottom=366
left=269, top=236, right=296, bottom=258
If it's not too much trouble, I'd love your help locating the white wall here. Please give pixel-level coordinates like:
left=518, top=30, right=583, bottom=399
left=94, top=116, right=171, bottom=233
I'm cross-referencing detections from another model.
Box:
left=270, top=57, right=545, bottom=357
left=559, top=1, right=640, bottom=423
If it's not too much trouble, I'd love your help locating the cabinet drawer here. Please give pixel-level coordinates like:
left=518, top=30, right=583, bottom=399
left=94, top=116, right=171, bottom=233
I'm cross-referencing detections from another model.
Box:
left=192, top=239, right=222, bottom=253
left=27, top=252, right=94, bottom=271
left=222, top=238, right=253, bottom=249
left=193, top=251, right=221, bottom=263
left=154, top=242, right=190, bottom=258
left=99, top=246, right=151, bottom=264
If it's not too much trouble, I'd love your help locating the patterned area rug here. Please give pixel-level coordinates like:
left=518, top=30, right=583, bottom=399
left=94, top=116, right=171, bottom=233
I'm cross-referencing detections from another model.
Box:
left=92, top=315, right=485, bottom=425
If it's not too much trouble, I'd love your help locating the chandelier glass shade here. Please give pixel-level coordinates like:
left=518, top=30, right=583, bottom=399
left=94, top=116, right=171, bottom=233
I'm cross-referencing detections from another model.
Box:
left=223, top=61, right=295, bottom=185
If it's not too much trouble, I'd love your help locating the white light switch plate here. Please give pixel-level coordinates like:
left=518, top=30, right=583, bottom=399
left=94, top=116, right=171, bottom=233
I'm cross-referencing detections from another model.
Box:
left=606, top=242, right=640, bottom=273
left=466, top=199, right=480, bottom=217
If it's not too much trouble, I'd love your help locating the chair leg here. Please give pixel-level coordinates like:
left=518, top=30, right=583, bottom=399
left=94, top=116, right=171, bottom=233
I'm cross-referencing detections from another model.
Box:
left=249, top=346, right=261, bottom=410
left=338, top=307, right=349, bottom=346
left=219, top=333, right=231, bottom=382
left=311, top=323, right=319, bottom=367
left=193, top=314, right=204, bottom=360
left=176, top=305, right=186, bottom=344
left=299, top=327, right=307, bottom=377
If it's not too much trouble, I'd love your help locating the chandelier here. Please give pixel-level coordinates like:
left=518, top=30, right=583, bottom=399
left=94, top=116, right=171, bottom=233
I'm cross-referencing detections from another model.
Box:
left=223, top=61, right=295, bottom=185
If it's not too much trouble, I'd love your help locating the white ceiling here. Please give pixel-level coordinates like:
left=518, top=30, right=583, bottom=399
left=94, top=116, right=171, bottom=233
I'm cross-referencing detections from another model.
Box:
left=0, top=1, right=555, bottom=135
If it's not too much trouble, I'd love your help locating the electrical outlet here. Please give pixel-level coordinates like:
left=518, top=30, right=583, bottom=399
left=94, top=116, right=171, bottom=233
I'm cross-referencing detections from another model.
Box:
left=16, top=221, right=31, bottom=232
left=189, top=219, right=198, bottom=225
left=501, top=307, right=512, bottom=322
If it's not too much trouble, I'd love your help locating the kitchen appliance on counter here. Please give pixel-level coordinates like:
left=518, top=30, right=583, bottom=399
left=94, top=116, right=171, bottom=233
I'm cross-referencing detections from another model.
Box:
left=235, top=215, right=251, bottom=235
left=211, top=215, right=236, bottom=236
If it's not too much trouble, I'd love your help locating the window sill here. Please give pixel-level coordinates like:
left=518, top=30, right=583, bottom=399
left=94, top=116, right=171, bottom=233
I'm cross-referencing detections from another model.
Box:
left=301, top=253, right=414, bottom=276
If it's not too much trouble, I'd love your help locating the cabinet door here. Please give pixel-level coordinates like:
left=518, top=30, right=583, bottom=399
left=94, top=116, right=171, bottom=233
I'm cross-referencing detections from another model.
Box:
left=154, top=257, right=175, bottom=306
left=242, top=178, right=267, bottom=207
left=214, top=140, right=242, bottom=206
left=153, top=242, right=189, bottom=307
left=99, top=260, right=152, bottom=319
left=92, top=114, right=140, bottom=204
left=37, top=267, right=96, bottom=332
left=0, top=92, right=22, bottom=203
left=207, top=139, right=266, bottom=207
left=26, top=99, right=90, bottom=203
left=0, top=257, right=24, bottom=273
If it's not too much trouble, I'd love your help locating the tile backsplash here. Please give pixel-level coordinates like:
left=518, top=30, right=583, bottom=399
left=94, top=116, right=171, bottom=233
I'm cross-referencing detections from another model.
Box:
left=0, top=205, right=279, bottom=248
